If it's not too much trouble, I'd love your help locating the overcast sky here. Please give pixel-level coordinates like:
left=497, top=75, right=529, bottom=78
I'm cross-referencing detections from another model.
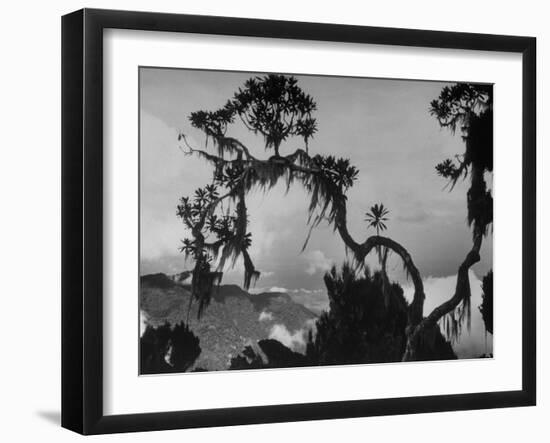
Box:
left=139, top=68, right=493, bottom=355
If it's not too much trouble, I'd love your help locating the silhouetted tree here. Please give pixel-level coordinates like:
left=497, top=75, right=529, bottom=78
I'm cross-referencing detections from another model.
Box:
left=169, top=322, right=202, bottom=371
left=431, top=85, right=493, bottom=239
left=177, top=74, right=357, bottom=318
left=177, top=75, right=492, bottom=361
left=479, top=270, right=493, bottom=335
left=429, top=84, right=493, bottom=344
left=140, top=322, right=201, bottom=374
left=140, top=323, right=173, bottom=374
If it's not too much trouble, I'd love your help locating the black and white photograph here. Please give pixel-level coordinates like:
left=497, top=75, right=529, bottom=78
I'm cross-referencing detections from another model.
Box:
left=139, top=68, right=494, bottom=374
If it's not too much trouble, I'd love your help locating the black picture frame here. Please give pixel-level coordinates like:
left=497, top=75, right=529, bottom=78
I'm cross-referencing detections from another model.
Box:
left=61, top=8, right=536, bottom=435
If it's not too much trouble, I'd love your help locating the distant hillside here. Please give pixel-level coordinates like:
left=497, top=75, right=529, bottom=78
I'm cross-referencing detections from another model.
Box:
left=140, top=273, right=317, bottom=371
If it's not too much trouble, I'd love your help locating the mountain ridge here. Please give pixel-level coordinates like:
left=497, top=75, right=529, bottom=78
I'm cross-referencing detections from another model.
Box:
left=140, top=273, right=317, bottom=371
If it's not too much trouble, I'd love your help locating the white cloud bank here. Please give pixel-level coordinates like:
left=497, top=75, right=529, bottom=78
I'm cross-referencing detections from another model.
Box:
left=268, top=324, right=307, bottom=351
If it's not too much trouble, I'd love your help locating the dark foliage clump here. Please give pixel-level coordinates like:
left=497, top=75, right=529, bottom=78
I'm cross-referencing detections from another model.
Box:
left=431, top=83, right=493, bottom=239
left=229, top=340, right=310, bottom=370
left=479, top=270, right=493, bottom=335
left=410, top=324, right=457, bottom=361
left=305, top=264, right=409, bottom=365
left=140, top=322, right=201, bottom=374
left=229, top=345, right=265, bottom=370
left=189, top=74, right=318, bottom=155
left=307, top=264, right=456, bottom=364
left=258, top=339, right=310, bottom=367
left=431, top=83, right=493, bottom=341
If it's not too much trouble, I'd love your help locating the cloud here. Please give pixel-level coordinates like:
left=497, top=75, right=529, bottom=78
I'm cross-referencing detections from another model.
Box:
left=258, top=311, right=274, bottom=322
left=305, top=318, right=317, bottom=335
left=140, top=111, right=207, bottom=263
left=139, top=310, right=148, bottom=337
left=268, top=286, right=288, bottom=293
left=289, top=288, right=323, bottom=294
left=305, top=250, right=333, bottom=275
left=268, top=324, right=307, bottom=351
left=247, top=218, right=277, bottom=261
left=402, top=270, right=492, bottom=358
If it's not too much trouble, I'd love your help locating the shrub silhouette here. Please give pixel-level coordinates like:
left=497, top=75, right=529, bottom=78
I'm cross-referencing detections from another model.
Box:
left=229, top=340, right=310, bottom=370
left=306, top=264, right=455, bottom=365
left=229, top=345, right=265, bottom=370
left=140, top=322, right=201, bottom=374
left=479, top=270, right=493, bottom=335
left=306, top=264, right=408, bottom=364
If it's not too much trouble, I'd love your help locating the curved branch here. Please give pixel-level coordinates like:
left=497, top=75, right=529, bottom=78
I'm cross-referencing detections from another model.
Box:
left=181, top=136, right=320, bottom=180
left=332, top=196, right=425, bottom=326
left=180, top=145, right=239, bottom=168
left=422, top=232, right=482, bottom=328
left=217, top=136, right=256, bottom=160
left=363, top=236, right=425, bottom=326
left=401, top=232, right=482, bottom=361
left=180, top=133, right=257, bottom=162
